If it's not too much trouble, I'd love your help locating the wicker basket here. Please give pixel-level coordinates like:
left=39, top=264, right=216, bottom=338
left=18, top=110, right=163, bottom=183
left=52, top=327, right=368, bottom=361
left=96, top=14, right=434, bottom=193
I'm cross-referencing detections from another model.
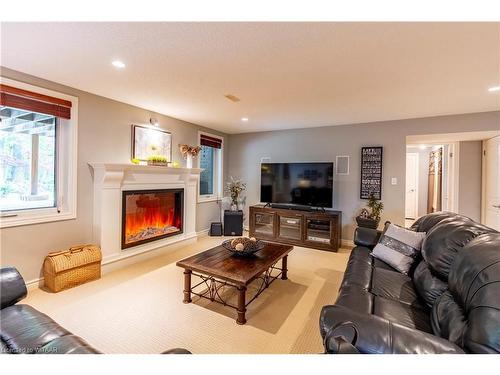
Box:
left=43, top=244, right=102, bottom=292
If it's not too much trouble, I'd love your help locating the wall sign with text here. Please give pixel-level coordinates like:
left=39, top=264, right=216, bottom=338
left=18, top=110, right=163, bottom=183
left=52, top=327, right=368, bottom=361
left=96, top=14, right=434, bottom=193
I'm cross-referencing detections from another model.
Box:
left=360, top=146, right=383, bottom=200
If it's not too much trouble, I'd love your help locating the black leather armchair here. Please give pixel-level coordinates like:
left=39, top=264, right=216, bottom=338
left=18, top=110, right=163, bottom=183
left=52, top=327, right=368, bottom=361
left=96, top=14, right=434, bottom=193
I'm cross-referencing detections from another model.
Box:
left=0, top=266, right=191, bottom=354
left=320, top=212, right=500, bottom=354
left=1, top=267, right=101, bottom=354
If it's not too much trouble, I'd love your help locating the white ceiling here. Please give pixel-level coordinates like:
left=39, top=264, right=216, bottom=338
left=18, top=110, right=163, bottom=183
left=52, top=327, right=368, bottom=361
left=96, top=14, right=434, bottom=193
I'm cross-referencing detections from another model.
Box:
left=1, top=22, right=499, bottom=134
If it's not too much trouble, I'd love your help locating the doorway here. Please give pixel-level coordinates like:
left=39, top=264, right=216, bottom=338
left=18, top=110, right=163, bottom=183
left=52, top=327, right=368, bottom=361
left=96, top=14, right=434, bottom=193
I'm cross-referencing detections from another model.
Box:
left=405, top=153, right=419, bottom=220
left=407, top=130, right=500, bottom=226
left=405, top=144, right=454, bottom=226
left=482, top=135, right=500, bottom=231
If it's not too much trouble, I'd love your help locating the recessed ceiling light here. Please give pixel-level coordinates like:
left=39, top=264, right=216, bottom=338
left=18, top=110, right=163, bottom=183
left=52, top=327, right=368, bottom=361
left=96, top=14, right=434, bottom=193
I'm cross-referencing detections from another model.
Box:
left=111, top=60, right=126, bottom=69
left=488, top=86, right=500, bottom=92
left=241, top=117, right=249, bottom=122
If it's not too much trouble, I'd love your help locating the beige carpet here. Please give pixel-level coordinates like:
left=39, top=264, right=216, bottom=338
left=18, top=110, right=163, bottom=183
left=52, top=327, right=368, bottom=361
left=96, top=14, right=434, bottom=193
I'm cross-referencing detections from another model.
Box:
left=24, top=236, right=351, bottom=354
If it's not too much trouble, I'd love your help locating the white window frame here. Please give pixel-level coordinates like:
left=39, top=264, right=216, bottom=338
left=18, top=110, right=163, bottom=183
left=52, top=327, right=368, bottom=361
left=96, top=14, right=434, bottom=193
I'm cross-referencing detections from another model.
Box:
left=0, top=77, right=78, bottom=228
left=197, top=131, right=223, bottom=203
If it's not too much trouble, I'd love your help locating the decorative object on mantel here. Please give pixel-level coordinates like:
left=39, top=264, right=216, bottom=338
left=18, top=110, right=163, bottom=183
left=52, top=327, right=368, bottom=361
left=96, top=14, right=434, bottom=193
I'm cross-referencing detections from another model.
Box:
left=43, top=244, right=102, bottom=293
left=356, top=193, right=384, bottom=229
left=132, top=124, right=172, bottom=163
left=146, top=155, right=168, bottom=166
left=179, top=144, right=201, bottom=168
left=360, top=146, right=383, bottom=200
left=226, top=176, right=246, bottom=211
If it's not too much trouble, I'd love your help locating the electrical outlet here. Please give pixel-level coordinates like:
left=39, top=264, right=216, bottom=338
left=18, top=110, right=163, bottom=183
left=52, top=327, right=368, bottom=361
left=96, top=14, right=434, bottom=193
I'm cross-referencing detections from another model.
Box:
left=391, top=177, right=397, bottom=185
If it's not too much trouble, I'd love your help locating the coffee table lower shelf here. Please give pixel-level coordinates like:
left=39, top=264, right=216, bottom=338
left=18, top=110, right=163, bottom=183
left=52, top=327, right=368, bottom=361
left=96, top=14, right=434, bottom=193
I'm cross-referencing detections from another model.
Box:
left=182, top=255, right=288, bottom=325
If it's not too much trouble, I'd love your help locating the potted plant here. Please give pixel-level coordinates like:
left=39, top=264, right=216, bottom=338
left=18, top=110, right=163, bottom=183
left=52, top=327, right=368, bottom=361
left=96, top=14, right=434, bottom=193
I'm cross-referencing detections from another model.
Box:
left=146, top=155, right=168, bottom=166
left=225, top=177, right=246, bottom=211
left=356, top=194, right=384, bottom=229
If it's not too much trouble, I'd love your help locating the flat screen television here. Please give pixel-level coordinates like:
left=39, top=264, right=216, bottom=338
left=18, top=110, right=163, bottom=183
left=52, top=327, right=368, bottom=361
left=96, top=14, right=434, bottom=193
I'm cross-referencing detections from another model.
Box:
left=260, top=162, right=334, bottom=208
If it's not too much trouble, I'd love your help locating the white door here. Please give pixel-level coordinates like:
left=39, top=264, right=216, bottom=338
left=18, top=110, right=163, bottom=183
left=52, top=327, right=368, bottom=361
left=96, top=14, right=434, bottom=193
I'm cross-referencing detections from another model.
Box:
left=405, top=153, right=419, bottom=219
left=483, top=136, right=500, bottom=231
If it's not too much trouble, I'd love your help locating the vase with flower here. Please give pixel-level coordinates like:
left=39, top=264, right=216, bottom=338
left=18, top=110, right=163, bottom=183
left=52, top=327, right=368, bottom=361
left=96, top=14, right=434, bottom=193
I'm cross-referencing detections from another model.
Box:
left=226, top=177, right=246, bottom=211
left=179, top=144, right=201, bottom=169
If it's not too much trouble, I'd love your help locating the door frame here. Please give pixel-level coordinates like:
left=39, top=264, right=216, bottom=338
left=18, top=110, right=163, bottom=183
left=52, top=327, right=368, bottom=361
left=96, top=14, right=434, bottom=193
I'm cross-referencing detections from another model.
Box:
left=481, top=140, right=486, bottom=224
left=442, top=142, right=460, bottom=213
left=405, top=152, right=419, bottom=219
left=481, top=136, right=500, bottom=227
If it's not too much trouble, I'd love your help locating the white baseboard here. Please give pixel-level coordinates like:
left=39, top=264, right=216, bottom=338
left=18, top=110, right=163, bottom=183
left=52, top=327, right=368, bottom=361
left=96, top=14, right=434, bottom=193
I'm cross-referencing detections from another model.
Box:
left=26, top=277, right=44, bottom=291
left=25, top=230, right=210, bottom=291
left=196, top=228, right=210, bottom=237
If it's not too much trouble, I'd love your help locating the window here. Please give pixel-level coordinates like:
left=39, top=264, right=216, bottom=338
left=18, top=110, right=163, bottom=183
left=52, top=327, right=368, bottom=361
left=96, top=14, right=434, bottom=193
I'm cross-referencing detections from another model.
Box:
left=0, top=79, right=78, bottom=228
left=198, top=132, right=223, bottom=202
left=0, top=108, right=57, bottom=211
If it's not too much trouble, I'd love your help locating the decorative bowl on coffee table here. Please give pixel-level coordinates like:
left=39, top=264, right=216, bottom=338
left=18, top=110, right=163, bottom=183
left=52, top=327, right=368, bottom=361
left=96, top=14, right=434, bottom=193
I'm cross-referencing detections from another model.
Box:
left=222, top=239, right=265, bottom=256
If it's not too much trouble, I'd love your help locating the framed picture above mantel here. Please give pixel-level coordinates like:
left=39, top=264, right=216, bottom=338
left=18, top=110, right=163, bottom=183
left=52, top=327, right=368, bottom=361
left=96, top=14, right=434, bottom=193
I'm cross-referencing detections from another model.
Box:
left=131, top=125, right=172, bottom=162
left=360, top=146, right=383, bottom=200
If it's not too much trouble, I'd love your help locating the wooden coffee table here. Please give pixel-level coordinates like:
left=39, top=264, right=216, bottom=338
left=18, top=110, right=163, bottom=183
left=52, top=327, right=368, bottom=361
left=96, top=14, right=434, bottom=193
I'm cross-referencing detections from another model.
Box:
left=176, top=242, right=293, bottom=324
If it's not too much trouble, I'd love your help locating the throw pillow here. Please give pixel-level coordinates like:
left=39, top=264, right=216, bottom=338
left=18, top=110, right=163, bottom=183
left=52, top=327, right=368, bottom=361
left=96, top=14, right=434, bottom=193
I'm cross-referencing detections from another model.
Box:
left=371, top=223, right=426, bottom=275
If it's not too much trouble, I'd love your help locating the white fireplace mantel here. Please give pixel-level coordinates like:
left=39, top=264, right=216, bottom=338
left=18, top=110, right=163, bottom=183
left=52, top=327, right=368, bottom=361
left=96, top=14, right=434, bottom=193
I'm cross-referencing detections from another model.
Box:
left=88, top=162, right=202, bottom=266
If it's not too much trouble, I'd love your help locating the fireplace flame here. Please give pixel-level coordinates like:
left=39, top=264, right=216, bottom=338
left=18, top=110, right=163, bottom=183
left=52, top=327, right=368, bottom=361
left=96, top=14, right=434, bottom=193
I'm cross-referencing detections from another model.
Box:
left=124, top=193, right=182, bottom=245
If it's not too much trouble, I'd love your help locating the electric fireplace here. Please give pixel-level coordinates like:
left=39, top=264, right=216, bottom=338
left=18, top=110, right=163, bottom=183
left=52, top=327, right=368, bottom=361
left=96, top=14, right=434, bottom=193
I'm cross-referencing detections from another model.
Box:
left=121, top=189, right=183, bottom=249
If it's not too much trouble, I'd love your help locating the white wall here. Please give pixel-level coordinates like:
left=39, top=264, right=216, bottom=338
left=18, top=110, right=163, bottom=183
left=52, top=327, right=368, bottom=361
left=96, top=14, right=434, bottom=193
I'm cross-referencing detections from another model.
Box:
left=0, top=67, right=228, bottom=282
left=227, top=111, right=500, bottom=241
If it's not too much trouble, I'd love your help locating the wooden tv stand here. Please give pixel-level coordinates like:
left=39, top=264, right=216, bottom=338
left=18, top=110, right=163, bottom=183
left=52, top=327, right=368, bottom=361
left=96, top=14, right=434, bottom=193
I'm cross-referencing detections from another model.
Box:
left=249, top=205, right=342, bottom=252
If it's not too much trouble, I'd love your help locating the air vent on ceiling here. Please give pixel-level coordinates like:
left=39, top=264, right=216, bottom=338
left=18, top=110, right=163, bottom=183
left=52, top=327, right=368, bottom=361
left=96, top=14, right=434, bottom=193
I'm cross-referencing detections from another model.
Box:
left=224, top=94, right=241, bottom=102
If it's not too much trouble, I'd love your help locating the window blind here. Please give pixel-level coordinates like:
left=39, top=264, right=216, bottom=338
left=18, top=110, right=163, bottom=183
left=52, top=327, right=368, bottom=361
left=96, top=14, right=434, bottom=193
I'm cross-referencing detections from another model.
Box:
left=0, top=84, right=72, bottom=119
left=200, top=134, right=222, bottom=149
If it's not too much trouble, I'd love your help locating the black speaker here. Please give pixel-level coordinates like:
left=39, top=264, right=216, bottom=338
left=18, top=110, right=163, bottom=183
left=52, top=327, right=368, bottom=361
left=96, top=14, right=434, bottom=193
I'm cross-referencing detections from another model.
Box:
left=224, top=210, right=243, bottom=236
left=209, top=222, right=223, bottom=236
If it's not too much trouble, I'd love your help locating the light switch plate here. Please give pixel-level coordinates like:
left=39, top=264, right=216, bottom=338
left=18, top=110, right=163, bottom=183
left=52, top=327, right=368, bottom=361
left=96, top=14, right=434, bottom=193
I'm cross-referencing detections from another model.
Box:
left=391, top=177, right=397, bottom=185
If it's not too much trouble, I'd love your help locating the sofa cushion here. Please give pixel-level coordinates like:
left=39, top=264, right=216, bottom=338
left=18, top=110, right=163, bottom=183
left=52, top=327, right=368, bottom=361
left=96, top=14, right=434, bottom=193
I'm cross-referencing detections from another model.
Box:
left=339, top=247, right=373, bottom=290
left=37, top=335, right=99, bottom=354
left=422, top=216, right=495, bottom=280
left=371, top=268, right=425, bottom=309
left=372, top=224, right=425, bottom=275
left=442, top=233, right=500, bottom=353
left=374, top=297, right=432, bottom=333
left=410, top=211, right=458, bottom=232
left=431, top=291, right=467, bottom=347
left=335, top=285, right=374, bottom=314
left=412, top=261, right=448, bottom=308
left=372, top=258, right=397, bottom=271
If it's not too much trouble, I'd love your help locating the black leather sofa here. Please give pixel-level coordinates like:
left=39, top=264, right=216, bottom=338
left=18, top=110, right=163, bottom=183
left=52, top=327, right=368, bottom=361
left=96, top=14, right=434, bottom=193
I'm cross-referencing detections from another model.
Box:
left=0, top=267, right=190, bottom=354
left=320, top=212, right=500, bottom=354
